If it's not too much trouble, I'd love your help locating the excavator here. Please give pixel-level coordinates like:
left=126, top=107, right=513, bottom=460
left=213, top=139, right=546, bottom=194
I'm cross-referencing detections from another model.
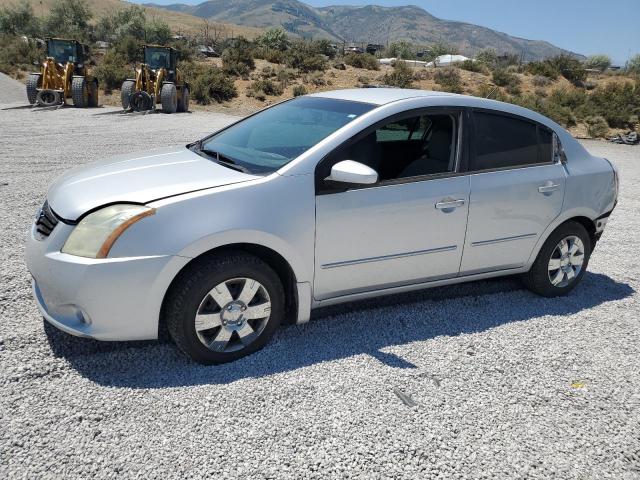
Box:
left=121, top=45, right=189, bottom=113
left=26, top=38, right=98, bottom=108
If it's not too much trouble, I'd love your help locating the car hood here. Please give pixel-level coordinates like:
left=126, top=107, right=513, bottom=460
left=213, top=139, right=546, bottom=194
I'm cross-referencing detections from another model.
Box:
left=47, top=146, right=259, bottom=221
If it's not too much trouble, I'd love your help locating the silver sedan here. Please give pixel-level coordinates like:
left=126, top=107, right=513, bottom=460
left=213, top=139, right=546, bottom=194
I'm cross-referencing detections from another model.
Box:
left=26, top=89, right=619, bottom=364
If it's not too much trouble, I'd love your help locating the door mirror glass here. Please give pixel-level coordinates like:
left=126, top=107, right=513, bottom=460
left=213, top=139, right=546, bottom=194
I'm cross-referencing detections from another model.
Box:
left=326, top=160, right=378, bottom=185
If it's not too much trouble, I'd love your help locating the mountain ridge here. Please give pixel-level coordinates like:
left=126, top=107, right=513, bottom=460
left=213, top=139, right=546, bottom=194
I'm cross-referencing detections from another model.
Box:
left=145, top=0, right=583, bottom=61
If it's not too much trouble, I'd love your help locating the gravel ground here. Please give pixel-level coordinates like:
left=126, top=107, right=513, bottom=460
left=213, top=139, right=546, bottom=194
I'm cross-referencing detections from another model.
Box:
left=0, top=73, right=25, bottom=105
left=1, top=100, right=639, bottom=479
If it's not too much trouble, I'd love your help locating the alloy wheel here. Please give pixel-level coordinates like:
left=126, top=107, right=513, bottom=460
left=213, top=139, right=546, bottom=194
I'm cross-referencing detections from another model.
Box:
left=548, top=235, right=585, bottom=288
left=194, top=277, right=271, bottom=353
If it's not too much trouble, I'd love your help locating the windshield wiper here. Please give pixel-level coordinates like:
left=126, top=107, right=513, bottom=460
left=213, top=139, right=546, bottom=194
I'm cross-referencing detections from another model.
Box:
left=198, top=148, right=251, bottom=174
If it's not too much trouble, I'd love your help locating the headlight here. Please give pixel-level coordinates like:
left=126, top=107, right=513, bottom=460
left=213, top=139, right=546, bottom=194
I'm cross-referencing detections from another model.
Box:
left=61, top=204, right=155, bottom=258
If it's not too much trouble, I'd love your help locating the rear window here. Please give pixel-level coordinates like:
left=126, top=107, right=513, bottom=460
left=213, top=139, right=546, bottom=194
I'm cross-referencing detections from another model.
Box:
left=472, top=112, right=550, bottom=171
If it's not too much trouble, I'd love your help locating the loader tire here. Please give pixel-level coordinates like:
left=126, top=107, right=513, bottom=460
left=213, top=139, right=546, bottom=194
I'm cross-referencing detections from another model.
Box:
left=36, top=90, right=61, bottom=107
left=72, top=77, right=88, bottom=108
left=88, top=80, right=99, bottom=108
left=26, top=73, right=41, bottom=105
left=161, top=83, right=177, bottom=114
left=121, top=80, right=135, bottom=110
left=177, top=86, right=189, bottom=113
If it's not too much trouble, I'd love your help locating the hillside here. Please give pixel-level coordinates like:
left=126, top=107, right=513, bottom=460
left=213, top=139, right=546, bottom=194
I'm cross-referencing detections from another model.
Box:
left=0, top=0, right=264, bottom=38
left=146, top=0, right=582, bottom=60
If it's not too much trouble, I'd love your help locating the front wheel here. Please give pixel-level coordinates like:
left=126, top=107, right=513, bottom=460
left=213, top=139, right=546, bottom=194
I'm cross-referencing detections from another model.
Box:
left=165, top=252, right=285, bottom=364
left=71, top=77, right=88, bottom=108
left=522, top=221, right=591, bottom=297
left=161, top=83, right=177, bottom=114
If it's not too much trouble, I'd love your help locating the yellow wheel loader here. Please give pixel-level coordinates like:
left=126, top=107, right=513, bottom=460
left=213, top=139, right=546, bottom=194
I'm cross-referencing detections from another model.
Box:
left=26, top=38, right=98, bottom=108
left=121, top=45, right=189, bottom=114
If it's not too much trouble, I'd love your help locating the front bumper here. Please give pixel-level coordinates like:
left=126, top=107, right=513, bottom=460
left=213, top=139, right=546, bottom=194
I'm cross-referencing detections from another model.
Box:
left=26, top=222, right=189, bottom=340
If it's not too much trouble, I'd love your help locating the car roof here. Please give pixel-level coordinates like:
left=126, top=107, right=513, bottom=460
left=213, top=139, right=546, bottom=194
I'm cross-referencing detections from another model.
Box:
left=309, top=88, right=456, bottom=106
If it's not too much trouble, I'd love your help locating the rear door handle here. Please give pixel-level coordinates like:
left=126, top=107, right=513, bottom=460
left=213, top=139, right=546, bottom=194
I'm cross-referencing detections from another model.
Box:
left=538, top=183, right=560, bottom=193
left=435, top=199, right=466, bottom=210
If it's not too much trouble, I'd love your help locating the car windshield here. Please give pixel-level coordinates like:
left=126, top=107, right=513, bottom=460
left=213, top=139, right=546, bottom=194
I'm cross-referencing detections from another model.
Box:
left=196, top=97, right=376, bottom=174
left=145, top=48, right=171, bottom=69
left=49, top=40, right=76, bottom=64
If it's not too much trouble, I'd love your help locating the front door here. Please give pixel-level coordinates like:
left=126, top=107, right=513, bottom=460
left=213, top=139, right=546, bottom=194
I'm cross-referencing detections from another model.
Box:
left=313, top=109, right=470, bottom=300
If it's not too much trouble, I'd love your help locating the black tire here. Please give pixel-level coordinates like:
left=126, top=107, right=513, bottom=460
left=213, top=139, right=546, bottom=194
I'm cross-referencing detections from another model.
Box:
left=26, top=73, right=41, bottom=105
left=120, top=80, right=135, bottom=110
left=35, top=90, right=61, bottom=107
left=177, top=86, right=189, bottom=112
left=71, top=76, right=88, bottom=108
left=161, top=82, right=177, bottom=113
left=522, top=221, right=591, bottom=297
left=88, top=80, right=99, bottom=107
left=164, top=252, right=285, bottom=365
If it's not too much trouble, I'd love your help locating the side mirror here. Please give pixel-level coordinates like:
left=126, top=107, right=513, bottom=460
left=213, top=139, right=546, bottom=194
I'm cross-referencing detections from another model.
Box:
left=326, top=160, right=378, bottom=185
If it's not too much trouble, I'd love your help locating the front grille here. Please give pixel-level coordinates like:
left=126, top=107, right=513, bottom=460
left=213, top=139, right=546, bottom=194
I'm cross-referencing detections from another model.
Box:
left=35, top=200, right=59, bottom=237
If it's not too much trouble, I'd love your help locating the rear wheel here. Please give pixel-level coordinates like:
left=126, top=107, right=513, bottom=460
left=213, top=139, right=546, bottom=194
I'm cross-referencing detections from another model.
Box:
left=26, top=73, right=41, bottom=104
left=165, top=252, right=285, bottom=364
left=120, top=80, right=135, bottom=110
left=522, top=221, right=591, bottom=297
left=71, top=77, right=88, bottom=108
left=88, top=80, right=99, bottom=107
left=177, top=86, right=189, bottom=112
left=161, top=83, right=177, bottom=114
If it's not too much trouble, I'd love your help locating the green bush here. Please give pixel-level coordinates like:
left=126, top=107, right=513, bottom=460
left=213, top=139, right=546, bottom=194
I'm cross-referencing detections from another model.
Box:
left=547, top=54, right=587, bottom=85
left=628, top=54, right=640, bottom=74
left=587, top=81, right=640, bottom=128
left=343, top=53, right=379, bottom=70
left=0, top=2, right=41, bottom=36
left=475, top=48, right=498, bottom=69
left=253, top=46, right=284, bottom=64
left=305, top=71, right=326, bottom=86
left=93, top=51, right=129, bottom=92
left=385, top=40, right=414, bottom=60
left=586, top=116, right=609, bottom=138
left=285, top=41, right=326, bottom=73
left=44, top=0, right=92, bottom=41
left=492, top=69, right=521, bottom=89
left=258, top=27, right=289, bottom=51
left=222, top=37, right=255, bottom=78
left=383, top=60, right=415, bottom=88
left=526, top=60, right=560, bottom=80
left=585, top=55, right=611, bottom=72
left=113, top=35, right=141, bottom=63
left=292, top=85, right=307, bottom=97
left=532, top=75, right=552, bottom=87
left=191, top=66, right=237, bottom=104
left=457, top=59, right=487, bottom=74
left=247, top=78, right=283, bottom=97
left=434, top=67, right=463, bottom=93
left=0, top=34, right=41, bottom=74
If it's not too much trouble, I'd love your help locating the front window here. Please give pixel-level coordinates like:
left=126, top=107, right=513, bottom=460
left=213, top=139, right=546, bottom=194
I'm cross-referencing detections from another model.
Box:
left=196, top=97, right=375, bottom=174
left=145, top=48, right=171, bottom=69
left=48, top=40, right=77, bottom=64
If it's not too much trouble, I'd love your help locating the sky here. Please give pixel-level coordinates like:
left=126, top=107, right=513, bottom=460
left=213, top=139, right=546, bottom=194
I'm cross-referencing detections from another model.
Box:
left=134, top=0, right=639, bottom=65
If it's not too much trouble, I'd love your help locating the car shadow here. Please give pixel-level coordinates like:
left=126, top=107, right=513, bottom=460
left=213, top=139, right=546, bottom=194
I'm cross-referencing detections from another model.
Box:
left=44, top=272, right=634, bottom=388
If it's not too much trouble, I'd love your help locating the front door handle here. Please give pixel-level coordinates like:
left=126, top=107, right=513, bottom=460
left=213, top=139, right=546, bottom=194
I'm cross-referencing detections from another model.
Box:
left=435, top=198, right=466, bottom=210
left=538, top=183, right=560, bottom=193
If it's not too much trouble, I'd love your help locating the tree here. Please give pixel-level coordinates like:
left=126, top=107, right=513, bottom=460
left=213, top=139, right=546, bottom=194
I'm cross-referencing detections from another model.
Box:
left=0, top=2, right=40, bottom=37
left=627, top=54, right=640, bottom=74
left=585, top=55, right=611, bottom=72
left=475, top=48, right=498, bottom=68
left=259, top=27, right=288, bottom=51
left=95, top=6, right=146, bottom=42
left=146, top=18, right=171, bottom=45
left=386, top=41, right=414, bottom=60
left=45, top=0, right=92, bottom=41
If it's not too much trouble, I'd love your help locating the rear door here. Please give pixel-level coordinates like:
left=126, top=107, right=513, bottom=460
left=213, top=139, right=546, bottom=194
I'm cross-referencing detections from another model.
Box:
left=460, top=110, right=566, bottom=274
